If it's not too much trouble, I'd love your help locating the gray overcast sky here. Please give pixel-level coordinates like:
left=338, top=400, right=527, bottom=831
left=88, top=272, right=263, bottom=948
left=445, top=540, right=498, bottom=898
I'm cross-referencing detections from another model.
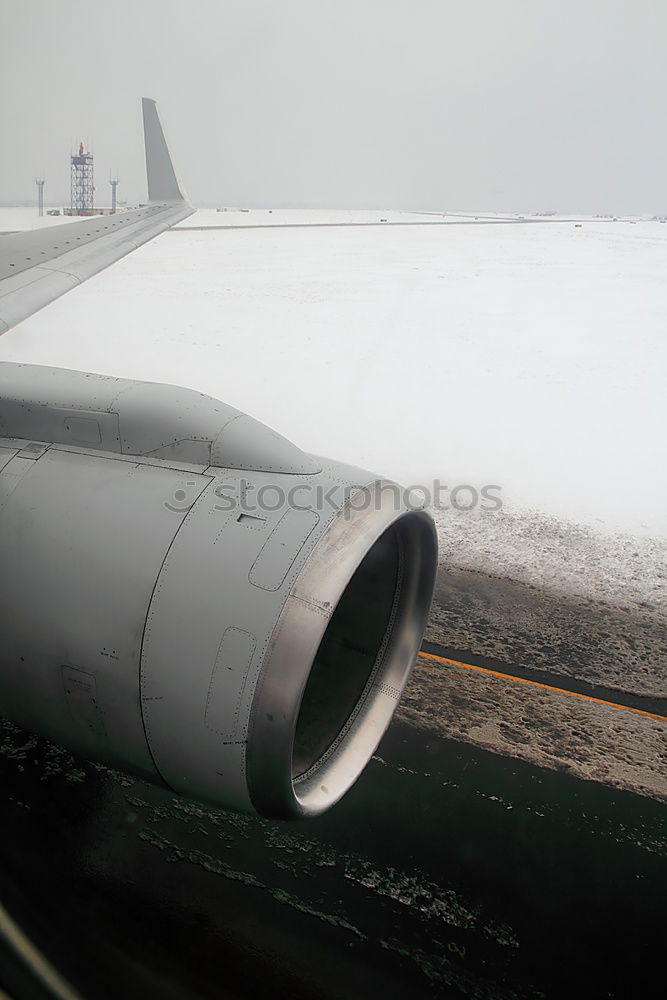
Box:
left=1, top=0, right=665, bottom=212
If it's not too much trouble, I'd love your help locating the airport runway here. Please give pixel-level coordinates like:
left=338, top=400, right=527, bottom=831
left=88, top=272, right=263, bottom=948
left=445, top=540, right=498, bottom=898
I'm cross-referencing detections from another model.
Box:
left=1, top=567, right=664, bottom=1000
left=172, top=217, right=591, bottom=233
left=0, top=716, right=664, bottom=1000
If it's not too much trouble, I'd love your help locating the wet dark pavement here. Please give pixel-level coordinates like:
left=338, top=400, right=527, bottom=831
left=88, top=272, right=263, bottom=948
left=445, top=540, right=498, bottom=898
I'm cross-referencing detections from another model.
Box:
left=1, top=715, right=665, bottom=1000
left=427, top=567, right=667, bottom=701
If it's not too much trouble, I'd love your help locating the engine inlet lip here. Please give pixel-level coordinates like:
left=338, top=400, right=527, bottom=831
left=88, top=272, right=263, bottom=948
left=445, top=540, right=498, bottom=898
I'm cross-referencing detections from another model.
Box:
left=246, top=479, right=438, bottom=819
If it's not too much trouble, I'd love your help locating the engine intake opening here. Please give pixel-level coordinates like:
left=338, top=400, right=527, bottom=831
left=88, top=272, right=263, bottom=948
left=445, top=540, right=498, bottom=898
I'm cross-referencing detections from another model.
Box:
left=292, top=525, right=400, bottom=779
left=246, top=483, right=438, bottom=820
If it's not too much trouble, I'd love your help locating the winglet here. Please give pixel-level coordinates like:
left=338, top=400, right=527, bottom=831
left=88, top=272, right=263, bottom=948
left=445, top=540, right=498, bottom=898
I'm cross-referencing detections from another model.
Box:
left=142, top=97, right=185, bottom=203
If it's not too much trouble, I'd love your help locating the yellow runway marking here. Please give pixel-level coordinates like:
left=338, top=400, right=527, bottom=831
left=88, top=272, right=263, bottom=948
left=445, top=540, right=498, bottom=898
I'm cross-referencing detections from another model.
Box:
left=418, top=650, right=667, bottom=724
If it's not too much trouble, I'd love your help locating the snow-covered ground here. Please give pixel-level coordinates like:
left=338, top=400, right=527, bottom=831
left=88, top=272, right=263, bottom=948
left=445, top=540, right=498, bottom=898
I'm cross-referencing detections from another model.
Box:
left=0, top=208, right=93, bottom=231
left=1, top=208, right=665, bottom=608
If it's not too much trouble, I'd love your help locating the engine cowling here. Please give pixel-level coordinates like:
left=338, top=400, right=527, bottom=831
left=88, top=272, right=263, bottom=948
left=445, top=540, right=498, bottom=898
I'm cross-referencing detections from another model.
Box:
left=0, top=363, right=437, bottom=818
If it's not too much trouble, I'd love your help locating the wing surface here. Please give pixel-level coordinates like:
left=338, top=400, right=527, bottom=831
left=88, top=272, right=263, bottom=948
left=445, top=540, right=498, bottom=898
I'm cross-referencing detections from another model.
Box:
left=0, top=99, right=193, bottom=336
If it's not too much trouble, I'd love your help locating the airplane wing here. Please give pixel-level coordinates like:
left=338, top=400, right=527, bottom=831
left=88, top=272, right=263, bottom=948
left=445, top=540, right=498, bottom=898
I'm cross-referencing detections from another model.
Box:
left=0, top=98, right=193, bottom=336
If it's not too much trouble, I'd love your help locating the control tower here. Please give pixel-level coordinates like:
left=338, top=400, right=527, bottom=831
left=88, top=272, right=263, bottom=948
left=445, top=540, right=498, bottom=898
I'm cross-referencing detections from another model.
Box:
left=70, top=142, right=94, bottom=215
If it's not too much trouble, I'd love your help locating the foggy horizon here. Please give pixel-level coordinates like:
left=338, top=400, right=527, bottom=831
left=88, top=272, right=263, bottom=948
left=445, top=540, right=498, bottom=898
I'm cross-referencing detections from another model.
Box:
left=1, top=0, right=665, bottom=215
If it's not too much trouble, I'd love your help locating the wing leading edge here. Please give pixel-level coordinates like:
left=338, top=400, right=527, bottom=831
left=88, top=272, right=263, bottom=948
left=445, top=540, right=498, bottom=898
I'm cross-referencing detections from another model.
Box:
left=0, top=99, right=193, bottom=336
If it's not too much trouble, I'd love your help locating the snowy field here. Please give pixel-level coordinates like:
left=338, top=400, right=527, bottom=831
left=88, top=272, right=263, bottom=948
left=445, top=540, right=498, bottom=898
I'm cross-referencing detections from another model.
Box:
left=1, top=208, right=665, bottom=609
left=0, top=207, right=92, bottom=231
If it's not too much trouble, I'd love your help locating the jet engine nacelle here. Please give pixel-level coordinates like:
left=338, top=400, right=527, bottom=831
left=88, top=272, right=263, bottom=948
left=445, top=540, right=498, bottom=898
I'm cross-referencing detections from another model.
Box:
left=0, top=363, right=437, bottom=818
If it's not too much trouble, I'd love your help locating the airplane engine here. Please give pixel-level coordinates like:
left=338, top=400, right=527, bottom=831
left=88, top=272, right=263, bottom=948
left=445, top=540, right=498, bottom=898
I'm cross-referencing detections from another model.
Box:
left=0, top=363, right=437, bottom=818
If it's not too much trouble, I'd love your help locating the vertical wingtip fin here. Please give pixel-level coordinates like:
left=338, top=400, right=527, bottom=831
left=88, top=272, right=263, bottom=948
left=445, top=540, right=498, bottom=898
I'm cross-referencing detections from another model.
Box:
left=142, top=97, right=185, bottom=203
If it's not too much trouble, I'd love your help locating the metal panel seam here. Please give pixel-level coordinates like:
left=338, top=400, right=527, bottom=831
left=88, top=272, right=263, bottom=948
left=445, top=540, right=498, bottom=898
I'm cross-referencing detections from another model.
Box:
left=137, top=475, right=214, bottom=786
